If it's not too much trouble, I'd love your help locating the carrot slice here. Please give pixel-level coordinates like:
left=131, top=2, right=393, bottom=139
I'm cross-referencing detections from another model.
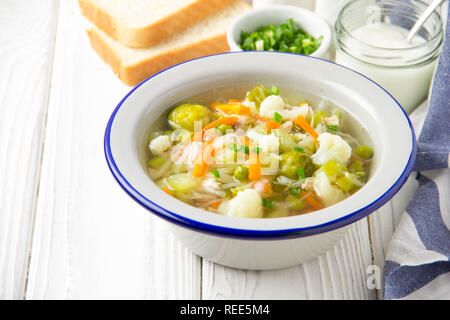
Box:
left=192, top=161, right=208, bottom=178
left=162, top=187, right=173, bottom=196
left=228, top=99, right=243, bottom=103
left=254, top=179, right=272, bottom=194
left=248, top=140, right=261, bottom=181
left=302, top=192, right=323, bottom=210
left=293, top=115, right=319, bottom=140
left=210, top=102, right=251, bottom=116
left=192, top=116, right=239, bottom=142
left=192, top=142, right=214, bottom=177
left=210, top=201, right=222, bottom=209
left=203, top=116, right=240, bottom=131
left=253, top=114, right=281, bottom=133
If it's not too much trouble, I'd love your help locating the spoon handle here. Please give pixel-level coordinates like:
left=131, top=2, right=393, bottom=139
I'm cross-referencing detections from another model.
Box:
left=407, top=0, right=446, bottom=43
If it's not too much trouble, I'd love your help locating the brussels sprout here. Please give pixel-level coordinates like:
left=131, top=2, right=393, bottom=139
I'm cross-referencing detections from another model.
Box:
left=165, top=173, right=199, bottom=193
left=168, top=103, right=212, bottom=131
left=277, top=129, right=296, bottom=153
left=171, top=128, right=192, bottom=143
left=279, top=151, right=315, bottom=179
left=233, top=166, right=249, bottom=181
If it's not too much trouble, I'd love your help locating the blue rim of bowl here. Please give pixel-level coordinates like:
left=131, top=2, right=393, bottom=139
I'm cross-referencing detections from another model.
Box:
left=104, top=51, right=417, bottom=240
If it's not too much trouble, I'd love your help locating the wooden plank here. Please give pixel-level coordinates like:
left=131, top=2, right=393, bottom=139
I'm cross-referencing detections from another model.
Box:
left=0, top=0, right=59, bottom=299
left=25, top=0, right=201, bottom=299
left=202, top=220, right=375, bottom=300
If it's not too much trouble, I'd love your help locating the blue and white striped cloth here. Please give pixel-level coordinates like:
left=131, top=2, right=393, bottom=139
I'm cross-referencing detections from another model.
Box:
left=382, top=7, right=450, bottom=300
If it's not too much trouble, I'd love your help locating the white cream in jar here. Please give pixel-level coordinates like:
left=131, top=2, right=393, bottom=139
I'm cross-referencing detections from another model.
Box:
left=334, top=0, right=443, bottom=114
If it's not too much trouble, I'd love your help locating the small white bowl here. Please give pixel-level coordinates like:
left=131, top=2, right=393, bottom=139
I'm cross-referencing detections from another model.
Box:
left=227, top=5, right=332, bottom=59
left=105, top=52, right=416, bottom=270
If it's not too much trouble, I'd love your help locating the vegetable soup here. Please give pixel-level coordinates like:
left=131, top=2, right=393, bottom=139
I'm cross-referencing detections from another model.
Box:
left=142, top=85, right=373, bottom=219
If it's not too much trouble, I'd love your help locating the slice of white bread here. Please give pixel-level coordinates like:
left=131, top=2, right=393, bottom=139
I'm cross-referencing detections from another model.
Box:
left=87, top=0, right=250, bottom=86
left=79, top=0, right=234, bottom=48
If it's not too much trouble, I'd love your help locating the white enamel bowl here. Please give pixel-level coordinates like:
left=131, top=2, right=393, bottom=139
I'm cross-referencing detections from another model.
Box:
left=227, top=5, right=332, bottom=59
left=104, top=52, right=416, bottom=270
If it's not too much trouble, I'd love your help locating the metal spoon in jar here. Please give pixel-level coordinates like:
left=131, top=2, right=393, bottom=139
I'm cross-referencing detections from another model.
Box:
left=406, top=0, right=446, bottom=43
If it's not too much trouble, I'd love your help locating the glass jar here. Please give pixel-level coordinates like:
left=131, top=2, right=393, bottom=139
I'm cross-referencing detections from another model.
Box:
left=334, top=0, right=443, bottom=114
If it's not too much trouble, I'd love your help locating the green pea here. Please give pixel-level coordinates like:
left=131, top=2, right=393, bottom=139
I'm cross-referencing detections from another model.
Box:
left=233, top=166, right=249, bottom=181
left=148, top=157, right=166, bottom=170
left=355, top=146, right=374, bottom=159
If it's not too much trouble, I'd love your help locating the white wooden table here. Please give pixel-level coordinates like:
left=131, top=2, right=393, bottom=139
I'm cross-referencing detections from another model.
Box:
left=0, top=0, right=421, bottom=300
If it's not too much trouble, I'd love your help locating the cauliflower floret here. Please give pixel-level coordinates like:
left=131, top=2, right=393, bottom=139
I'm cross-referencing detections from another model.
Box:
left=227, top=189, right=263, bottom=218
left=247, top=130, right=279, bottom=154
left=311, top=132, right=352, bottom=166
left=313, top=172, right=346, bottom=206
left=259, top=95, right=285, bottom=118
left=149, top=135, right=171, bottom=156
left=280, top=103, right=311, bottom=121
left=212, top=133, right=239, bottom=150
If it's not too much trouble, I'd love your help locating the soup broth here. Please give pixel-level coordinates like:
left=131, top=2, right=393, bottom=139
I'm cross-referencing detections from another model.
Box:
left=141, top=85, right=373, bottom=219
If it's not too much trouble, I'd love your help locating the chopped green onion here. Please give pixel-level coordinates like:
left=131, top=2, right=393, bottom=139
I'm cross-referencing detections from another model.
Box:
left=211, top=169, right=220, bottom=179
left=296, top=167, right=305, bottom=179
left=327, top=125, right=339, bottom=132
left=289, top=187, right=302, bottom=196
left=271, top=85, right=280, bottom=95
left=255, top=39, right=265, bottom=51
left=294, top=146, right=304, bottom=152
left=239, top=18, right=322, bottom=56
left=273, top=112, right=283, bottom=124
left=262, top=198, right=275, bottom=209
left=252, top=146, right=261, bottom=154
